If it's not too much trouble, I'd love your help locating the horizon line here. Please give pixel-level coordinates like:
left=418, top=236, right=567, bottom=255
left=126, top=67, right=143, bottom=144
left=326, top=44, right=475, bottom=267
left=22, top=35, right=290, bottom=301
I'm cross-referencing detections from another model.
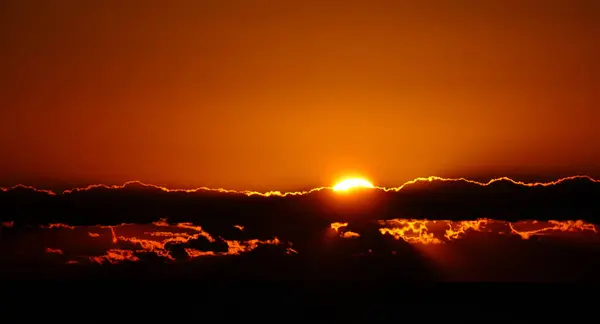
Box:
left=0, top=175, right=598, bottom=198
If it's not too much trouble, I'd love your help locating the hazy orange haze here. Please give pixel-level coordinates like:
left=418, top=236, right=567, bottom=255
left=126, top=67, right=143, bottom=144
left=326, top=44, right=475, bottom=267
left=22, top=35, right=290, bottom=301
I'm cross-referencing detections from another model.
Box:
left=1, top=0, right=599, bottom=191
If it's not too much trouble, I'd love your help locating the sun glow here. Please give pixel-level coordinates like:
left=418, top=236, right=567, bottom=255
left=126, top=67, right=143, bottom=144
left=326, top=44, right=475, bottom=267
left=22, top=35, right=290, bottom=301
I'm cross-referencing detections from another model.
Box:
left=332, top=178, right=375, bottom=192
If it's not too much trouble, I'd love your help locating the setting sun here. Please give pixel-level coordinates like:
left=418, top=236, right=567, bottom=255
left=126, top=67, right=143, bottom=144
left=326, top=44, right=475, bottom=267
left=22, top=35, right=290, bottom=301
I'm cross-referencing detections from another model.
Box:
left=332, top=178, right=375, bottom=192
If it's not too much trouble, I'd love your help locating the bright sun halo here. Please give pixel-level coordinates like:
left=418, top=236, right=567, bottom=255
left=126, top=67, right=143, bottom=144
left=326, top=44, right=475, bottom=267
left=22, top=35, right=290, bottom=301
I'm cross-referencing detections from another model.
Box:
left=332, top=178, right=375, bottom=191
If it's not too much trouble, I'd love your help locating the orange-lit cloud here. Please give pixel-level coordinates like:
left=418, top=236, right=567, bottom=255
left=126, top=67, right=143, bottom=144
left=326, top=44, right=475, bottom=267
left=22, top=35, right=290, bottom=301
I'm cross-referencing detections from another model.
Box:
left=186, top=237, right=282, bottom=258
left=172, top=222, right=215, bottom=242
left=444, top=219, right=491, bottom=240
left=37, top=219, right=286, bottom=264
left=109, top=227, right=117, bottom=243
left=508, top=220, right=597, bottom=240
left=90, top=249, right=140, bottom=265
left=341, top=231, right=361, bottom=238
left=372, top=219, right=598, bottom=244
left=330, top=222, right=360, bottom=238
left=21, top=218, right=600, bottom=266
left=184, top=249, right=216, bottom=258
left=378, top=219, right=442, bottom=244
left=330, top=222, right=349, bottom=232
left=43, top=223, right=75, bottom=230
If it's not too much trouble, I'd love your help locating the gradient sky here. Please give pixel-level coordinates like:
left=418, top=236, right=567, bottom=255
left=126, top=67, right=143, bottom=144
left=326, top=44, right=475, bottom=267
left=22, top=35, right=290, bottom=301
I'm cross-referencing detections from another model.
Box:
left=1, top=0, right=599, bottom=191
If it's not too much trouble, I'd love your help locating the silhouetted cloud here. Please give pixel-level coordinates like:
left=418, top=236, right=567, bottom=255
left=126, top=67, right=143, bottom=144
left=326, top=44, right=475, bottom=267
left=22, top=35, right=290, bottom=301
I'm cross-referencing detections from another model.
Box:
left=1, top=176, right=599, bottom=228
left=2, top=176, right=600, bottom=282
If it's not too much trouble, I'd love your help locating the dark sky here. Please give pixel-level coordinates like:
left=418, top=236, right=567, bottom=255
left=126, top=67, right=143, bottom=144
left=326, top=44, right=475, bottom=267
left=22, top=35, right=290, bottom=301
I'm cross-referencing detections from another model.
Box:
left=1, top=0, right=599, bottom=191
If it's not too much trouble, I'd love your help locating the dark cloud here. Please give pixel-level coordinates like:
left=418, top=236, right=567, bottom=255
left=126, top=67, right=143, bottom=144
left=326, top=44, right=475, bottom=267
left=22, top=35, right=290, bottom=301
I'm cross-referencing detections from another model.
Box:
left=1, top=178, right=600, bottom=283
left=1, top=177, right=599, bottom=229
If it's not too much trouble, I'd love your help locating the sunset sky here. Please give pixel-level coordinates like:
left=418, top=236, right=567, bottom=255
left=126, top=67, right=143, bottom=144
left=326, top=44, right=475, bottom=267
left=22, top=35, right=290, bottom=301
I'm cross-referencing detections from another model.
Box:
left=1, top=0, right=599, bottom=191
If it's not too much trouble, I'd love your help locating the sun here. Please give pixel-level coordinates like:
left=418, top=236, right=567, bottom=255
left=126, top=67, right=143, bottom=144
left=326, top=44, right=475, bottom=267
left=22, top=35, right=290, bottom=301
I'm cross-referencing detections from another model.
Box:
left=332, top=178, right=375, bottom=192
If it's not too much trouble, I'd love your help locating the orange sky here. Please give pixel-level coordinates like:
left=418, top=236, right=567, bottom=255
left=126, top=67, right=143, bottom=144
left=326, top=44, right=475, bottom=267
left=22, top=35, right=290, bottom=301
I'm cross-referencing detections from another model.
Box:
left=1, top=0, right=599, bottom=191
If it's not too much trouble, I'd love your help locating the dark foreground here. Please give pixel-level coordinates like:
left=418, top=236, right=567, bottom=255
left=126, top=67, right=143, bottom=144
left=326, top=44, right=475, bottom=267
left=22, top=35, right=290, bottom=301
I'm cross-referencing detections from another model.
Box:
left=2, top=178, right=600, bottom=321
left=3, top=235, right=600, bottom=319
left=2, top=279, right=596, bottom=321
